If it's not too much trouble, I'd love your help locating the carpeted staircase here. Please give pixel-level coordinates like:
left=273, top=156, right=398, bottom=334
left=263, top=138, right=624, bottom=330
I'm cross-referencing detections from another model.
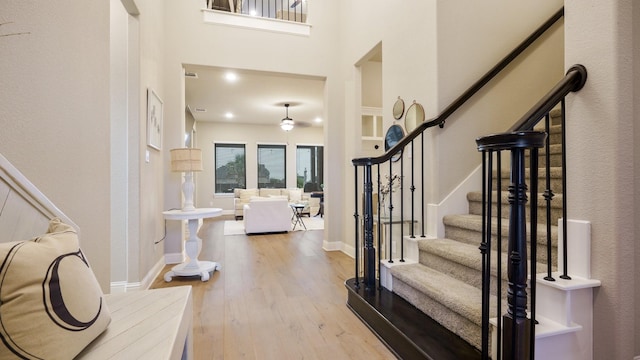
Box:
left=389, top=111, right=563, bottom=350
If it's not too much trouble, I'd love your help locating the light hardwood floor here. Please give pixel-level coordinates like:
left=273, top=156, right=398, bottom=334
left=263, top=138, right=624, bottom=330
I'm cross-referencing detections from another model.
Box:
left=150, top=215, right=395, bottom=359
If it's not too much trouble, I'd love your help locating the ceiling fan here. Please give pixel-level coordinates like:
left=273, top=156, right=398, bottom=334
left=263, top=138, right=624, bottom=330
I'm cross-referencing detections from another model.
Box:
left=280, top=104, right=295, bottom=131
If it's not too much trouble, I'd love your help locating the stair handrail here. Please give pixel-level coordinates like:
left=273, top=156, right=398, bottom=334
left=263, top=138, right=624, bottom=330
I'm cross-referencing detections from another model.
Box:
left=475, top=64, right=588, bottom=360
left=352, top=7, right=564, bottom=167
left=509, top=64, right=587, bottom=132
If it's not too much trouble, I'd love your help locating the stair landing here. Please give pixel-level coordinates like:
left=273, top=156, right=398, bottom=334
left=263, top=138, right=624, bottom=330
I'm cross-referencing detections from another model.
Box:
left=345, top=278, right=481, bottom=360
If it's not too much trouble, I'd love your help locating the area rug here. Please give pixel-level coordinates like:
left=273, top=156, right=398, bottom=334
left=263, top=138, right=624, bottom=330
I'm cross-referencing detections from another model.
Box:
left=224, top=216, right=324, bottom=235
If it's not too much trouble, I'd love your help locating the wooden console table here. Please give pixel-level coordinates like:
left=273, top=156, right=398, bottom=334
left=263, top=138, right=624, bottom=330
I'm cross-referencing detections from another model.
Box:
left=162, top=208, right=222, bottom=282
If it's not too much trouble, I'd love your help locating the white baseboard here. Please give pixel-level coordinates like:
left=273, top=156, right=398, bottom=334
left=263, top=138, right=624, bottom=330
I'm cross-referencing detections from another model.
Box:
left=165, top=252, right=184, bottom=265
left=140, top=257, right=167, bottom=290
left=428, top=165, right=482, bottom=238
left=109, top=257, right=168, bottom=293
left=110, top=281, right=128, bottom=294
left=323, top=239, right=346, bottom=253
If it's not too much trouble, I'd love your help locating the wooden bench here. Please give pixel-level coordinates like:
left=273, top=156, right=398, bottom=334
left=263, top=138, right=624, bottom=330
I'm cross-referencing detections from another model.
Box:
left=0, top=153, right=193, bottom=360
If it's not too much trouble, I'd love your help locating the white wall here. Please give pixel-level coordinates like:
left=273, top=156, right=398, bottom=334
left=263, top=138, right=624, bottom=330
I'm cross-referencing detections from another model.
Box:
left=339, top=0, right=438, bottom=253
left=432, top=1, right=564, bottom=202
left=433, top=18, right=564, bottom=202
left=361, top=60, right=382, bottom=108
left=0, top=1, right=112, bottom=291
left=110, top=0, right=130, bottom=287
left=635, top=1, right=640, bottom=355
left=565, top=0, right=637, bottom=358
left=195, top=122, right=323, bottom=211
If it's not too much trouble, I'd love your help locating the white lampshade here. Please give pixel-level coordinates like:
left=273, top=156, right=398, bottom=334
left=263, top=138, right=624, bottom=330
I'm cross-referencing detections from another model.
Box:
left=170, top=148, right=203, bottom=172
left=170, top=148, right=202, bottom=211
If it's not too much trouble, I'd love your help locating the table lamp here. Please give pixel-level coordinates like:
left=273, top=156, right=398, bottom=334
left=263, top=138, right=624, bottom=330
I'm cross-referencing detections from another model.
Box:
left=170, top=148, right=203, bottom=211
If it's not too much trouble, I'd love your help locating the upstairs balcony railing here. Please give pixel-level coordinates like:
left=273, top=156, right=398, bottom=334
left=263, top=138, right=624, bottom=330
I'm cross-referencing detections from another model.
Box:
left=206, top=0, right=308, bottom=23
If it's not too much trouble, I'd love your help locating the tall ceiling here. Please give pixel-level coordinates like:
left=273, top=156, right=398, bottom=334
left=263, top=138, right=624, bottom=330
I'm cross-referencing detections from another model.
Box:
left=184, top=64, right=326, bottom=129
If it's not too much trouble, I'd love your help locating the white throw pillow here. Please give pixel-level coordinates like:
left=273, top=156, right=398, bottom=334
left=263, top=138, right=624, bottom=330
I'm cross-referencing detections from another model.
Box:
left=269, top=195, right=289, bottom=200
left=239, top=189, right=258, bottom=201
left=288, top=188, right=302, bottom=202
left=0, top=219, right=111, bottom=360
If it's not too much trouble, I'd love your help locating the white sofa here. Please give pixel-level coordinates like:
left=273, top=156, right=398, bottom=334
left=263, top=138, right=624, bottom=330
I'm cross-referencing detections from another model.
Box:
left=243, top=198, right=291, bottom=234
left=233, top=188, right=319, bottom=219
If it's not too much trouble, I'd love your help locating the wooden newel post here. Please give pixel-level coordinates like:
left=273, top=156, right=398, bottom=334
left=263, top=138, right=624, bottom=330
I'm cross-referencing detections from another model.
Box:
left=363, top=164, right=376, bottom=290
left=503, top=147, right=531, bottom=360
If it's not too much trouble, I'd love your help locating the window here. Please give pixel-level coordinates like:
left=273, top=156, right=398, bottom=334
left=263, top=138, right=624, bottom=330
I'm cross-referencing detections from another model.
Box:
left=214, top=143, right=246, bottom=193
left=296, top=145, right=323, bottom=190
left=257, top=144, right=286, bottom=188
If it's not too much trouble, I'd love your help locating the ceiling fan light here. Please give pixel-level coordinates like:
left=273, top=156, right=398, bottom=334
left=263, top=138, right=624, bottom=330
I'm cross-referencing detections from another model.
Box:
left=281, top=118, right=294, bottom=131
left=280, top=103, right=294, bottom=131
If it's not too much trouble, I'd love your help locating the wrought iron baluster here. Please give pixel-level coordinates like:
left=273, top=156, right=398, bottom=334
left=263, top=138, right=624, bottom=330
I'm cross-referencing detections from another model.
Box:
left=376, top=165, right=381, bottom=289
left=400, top=154, right=405, bottom=262
left=543, top=113, right=555, bottom=281
left=353, top=166, right=359, bottom=288
left=480, top=150, right=492, bottom=360
left=410, top=140, right=416, bottom=238
left=421, top=133, right=426, bottom=237
left=560, top=99, right=571, bottom=280
left=388, top=161, right=394, bottom=263
left=496, top=151, right=503, bottom=360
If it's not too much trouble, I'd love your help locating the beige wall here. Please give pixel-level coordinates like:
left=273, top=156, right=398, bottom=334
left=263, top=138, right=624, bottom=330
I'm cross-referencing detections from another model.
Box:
left=433, top=18, right=564, bottom=202
left=0, top=0, right=169, bottom=291
left=123, top=0, right=167, bottom=286
left=111, top=0, right=130, bottom=286
left=565, top=0, right=638, bottom=358
left=361, top=60, right=382, bottom=108
left=432, top=1, right=564, bottom=203
left=635, top=1, right=640, bottom=355
left=0, top=1, right=111, bottom=291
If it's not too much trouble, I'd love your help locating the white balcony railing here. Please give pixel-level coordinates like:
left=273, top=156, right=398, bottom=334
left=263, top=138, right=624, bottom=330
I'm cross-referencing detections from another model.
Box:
left=206, top=0, right=307, bottom=23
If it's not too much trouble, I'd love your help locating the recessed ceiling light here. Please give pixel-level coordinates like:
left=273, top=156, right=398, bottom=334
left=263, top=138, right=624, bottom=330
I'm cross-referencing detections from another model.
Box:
left=224, top=72, right=237, bottom=82
left=225, top=112, right=234, bottom=119
left=314, top=117, right=323, bottom=123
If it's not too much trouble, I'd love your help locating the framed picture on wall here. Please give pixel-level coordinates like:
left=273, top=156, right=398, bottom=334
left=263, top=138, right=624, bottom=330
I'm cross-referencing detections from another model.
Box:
left=147, top=88, right=163, bottom=150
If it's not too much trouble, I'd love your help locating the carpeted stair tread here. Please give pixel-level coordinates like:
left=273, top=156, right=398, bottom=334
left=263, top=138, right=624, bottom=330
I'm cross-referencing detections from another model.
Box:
left=417, top=238, right=554, bottom=290
left=390, top=263, right=494, bottom=327
left=418, top=238, right=507, bottom=281
left=467, top=191, right=563, bottom=209
left=497, top=166, right=563, bottom=179
left=537, top=143, right=562, bottom=156
left=443, top=214, right=558, bottom=247
left=418, top=238, right=484, bottom=269
left=467, top=191, right=563, bottom=226
left=496, top=166, right=563, bottom=192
